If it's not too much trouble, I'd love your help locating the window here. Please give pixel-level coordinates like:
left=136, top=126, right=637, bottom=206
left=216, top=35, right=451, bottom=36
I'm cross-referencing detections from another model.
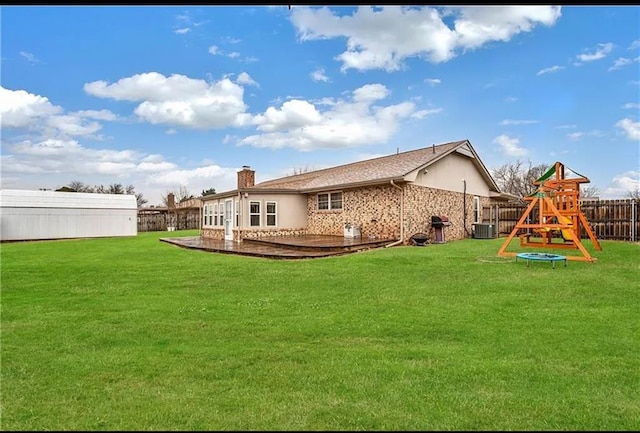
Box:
left=266, top=201, right=277, bottom=226
left=213, top=203, right=218, bottom=226
left=473, top=196, right=480, bottom=223
left=235, top=200, right=240, bottom=226
left=317, top=192, right=342, bottom=210
left=219, top=202, right=225, bottom=226
left=250, top=201, right=261, bottom=227
left=203, top=205, right=208, bottom=226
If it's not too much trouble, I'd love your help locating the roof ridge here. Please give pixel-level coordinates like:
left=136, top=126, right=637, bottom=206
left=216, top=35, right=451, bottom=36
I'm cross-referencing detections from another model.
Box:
left=256, top=139, right=467, bottom=186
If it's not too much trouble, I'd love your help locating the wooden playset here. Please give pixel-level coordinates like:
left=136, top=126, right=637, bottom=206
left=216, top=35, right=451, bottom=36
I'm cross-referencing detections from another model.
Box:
left=497, top=161, right=602, bottom=262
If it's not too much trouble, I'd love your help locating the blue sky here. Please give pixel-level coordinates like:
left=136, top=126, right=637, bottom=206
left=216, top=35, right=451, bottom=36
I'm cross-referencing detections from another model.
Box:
left=1, top=5, right=638, bottom=205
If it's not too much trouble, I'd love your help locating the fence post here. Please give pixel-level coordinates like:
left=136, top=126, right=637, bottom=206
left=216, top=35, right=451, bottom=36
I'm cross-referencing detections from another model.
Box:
left=632, top=200, right=636, bottom=242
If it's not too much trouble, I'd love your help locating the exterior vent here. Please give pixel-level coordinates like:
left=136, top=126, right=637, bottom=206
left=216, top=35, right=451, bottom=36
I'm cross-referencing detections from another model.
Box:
left=473, top=223, right=496, bottom=239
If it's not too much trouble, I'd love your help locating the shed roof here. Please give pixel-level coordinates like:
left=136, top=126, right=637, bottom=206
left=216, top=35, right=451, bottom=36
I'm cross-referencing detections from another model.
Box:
left=0, top=189, right=138, bottom=209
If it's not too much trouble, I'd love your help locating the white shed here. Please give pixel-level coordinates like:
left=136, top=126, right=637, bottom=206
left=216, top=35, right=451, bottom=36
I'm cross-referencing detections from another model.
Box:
left=0, top=189, right=137, bottom=241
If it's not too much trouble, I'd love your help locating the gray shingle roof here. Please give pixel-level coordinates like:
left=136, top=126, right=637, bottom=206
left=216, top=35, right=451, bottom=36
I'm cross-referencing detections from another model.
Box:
left=255, top=140, right=468, bottom=191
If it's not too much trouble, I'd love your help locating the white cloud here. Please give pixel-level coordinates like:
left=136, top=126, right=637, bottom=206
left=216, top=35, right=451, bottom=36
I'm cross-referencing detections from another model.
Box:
left=554, top=124, right=576, bottom=129
left=240, top=56, right=259, bottom=63
left=290, top=6, right=561, bottom=72
left=411, top=108, right=442, bottom=119
left=505, top=96, right=518, bottom=103
left=567, top=130, right=605, bottom=141
left=608, top=56, right=640, bottom=71
left=493, top=134, right=527, bottom=157
left=310, top=68, right=330, bottom=82
left=629, top=39, right=640, bottom=50
left=84, top=72, right=250, bottom=129
left=228, top=52, right=240, bottom=59
left=74, top=109, right=117, bottom=121
left=237, top=83, right=424, bottom=151
left=0, top=86, right=114, bottom=139
left=222, top=36, right=242, bottom=44
left=146, top=165, right=237, bottom=188
left=575, top=42, right=613, bottom=63
left=165, top=128, right=177, bottom=135
left=602, top=170, right=640, bottom=199
left=0, top=86, right=62, bottom=128
left=19, top=51, right=38, bottom=63
left=536, top=65, right=563, bottom=76
left=615, top=118, right=640, bottom=141
left=499, top=119, right=538, bottom=125
left=236, top=72, right=258, bottom=87
left=208, top=45, right=221, bottom=55
left=173, top=11, right=207, bottom=35
left=424, top=78, right=441, bottom=86
left=622, top=103, right=640, bottom=109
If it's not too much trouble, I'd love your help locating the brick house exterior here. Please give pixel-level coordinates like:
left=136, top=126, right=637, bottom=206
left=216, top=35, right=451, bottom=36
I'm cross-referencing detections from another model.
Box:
left=200, top=140, right=512, bottom=244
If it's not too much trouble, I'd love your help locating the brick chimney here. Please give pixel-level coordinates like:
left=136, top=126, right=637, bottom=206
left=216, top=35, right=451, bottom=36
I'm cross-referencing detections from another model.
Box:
left=237, top=165, right=255, bottom=189
left=167, top=192, right=175, bottom=209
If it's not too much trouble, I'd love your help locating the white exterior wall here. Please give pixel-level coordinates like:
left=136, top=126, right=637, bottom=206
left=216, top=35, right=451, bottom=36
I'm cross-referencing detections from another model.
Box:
left=0, top=189, right=137, bottom=241
left=413, top=151, right=492, bottom=196
left=203, top=193, right=307, bottom=229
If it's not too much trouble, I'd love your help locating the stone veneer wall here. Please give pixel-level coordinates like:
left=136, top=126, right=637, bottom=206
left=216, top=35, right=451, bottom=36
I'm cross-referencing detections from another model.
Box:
left=201, top=228, right=224, bottom=240
left=202, top=185, right=503, bottom=243
left=404, top=185, right=497, bottom=243
left=240, top=228, right=307, bottom=239
left=306, top=184, right=402, bottom=239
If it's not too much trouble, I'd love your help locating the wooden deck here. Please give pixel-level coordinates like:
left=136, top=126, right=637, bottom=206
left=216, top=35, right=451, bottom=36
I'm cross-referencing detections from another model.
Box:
left=160, top=234, right=398, bottom=259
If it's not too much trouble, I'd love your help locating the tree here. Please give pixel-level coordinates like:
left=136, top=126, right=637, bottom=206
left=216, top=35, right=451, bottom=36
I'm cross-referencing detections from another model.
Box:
left=201, top=187, right=216, bottom=197
left=162, top=186, right=193, bottom=206
left=581, top=185, right=600, bottom=199
left=491, top=159, right=550, bottom=201
left=57, top=181, right=147, bottom=208
left=625, top=186, right=640, bottom=201
left=291, top=165, right=313, bottom=175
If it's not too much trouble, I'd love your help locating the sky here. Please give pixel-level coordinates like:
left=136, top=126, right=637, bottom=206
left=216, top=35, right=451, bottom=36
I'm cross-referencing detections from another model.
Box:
left=1, top=5, right=639, bottom=206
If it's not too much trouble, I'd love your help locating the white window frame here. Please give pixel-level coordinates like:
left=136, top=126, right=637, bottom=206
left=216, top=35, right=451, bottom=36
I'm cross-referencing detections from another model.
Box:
left=213, top=203, right=218, bottom=226
left=218, top=202, right=225, bottom=227
left=203, top=204, right=208, bottom=227
left=249, top=201, right=261, bottom=227
left=266, top=201, right=277, bottom=227
left=473, top=196, right=481, bottom=223
left=235, top=200, right=240, bottom=227
left=317, top=191, right=343, bottom=211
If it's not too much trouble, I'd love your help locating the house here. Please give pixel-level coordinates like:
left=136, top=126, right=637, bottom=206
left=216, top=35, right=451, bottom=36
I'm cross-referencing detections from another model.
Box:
left=200, top=139, right=511, bottom=244
left=0, top=189, right=137, bottom=241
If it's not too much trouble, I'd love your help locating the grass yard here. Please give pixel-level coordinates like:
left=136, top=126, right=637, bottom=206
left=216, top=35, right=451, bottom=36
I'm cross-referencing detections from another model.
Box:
left=1, top=230, right=639, bottom=430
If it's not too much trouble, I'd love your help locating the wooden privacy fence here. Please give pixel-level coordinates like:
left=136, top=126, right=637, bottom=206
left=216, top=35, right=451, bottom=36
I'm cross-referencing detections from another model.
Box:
left=138, top=210, right=201, bottom=232
left=483, top=199, right=639, bottom=242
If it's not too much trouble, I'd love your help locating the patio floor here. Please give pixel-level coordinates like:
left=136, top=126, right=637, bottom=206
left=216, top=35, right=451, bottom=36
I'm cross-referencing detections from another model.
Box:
left=160, top=234, right=398, bottom=259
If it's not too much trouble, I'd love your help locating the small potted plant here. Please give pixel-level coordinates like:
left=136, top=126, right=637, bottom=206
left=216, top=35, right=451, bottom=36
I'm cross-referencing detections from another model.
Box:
left=344, top=221, right=362, bottom=238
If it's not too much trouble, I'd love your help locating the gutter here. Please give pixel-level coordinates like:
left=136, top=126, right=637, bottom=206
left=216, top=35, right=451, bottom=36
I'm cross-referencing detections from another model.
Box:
left=386, top=180, right=404, bottom=248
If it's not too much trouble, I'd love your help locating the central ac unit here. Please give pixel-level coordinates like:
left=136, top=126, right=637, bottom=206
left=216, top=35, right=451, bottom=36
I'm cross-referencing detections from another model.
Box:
left=473, top=223, right=495, bottom=239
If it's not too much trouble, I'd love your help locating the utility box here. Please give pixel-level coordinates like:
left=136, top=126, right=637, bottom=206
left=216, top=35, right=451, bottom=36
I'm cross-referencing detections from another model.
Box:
left=473, top=223, right=496, bottom=239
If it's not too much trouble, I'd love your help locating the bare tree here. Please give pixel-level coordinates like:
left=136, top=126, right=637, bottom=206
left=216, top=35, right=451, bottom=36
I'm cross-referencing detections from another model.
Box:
left=626, top=186, right=640, bottom=201
left=491, top=159, right=550, bottom=200
left=161, top=186, right=193, bottom=206
left=291, top=165, right=313, bottom=175
left=67, top=180, right=94, bottom=192
left=58, top=180, right=147, bottom=207
left=581, top=185, right=600, bottom=199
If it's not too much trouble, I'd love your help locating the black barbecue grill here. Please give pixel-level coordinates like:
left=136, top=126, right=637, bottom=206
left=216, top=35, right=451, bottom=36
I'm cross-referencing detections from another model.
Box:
left=431, top=215, right=451, bottom=243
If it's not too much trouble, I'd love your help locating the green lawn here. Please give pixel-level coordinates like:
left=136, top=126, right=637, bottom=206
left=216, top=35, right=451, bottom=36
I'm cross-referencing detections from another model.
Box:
left=1, top=231, right=638, bottom=431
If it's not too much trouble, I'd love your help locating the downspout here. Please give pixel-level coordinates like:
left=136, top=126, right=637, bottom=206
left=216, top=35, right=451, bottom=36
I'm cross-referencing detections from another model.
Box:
left=462, top=179, right=467, bottom=237
left=386, top=180, right=404, bottom=248
left=237, top=191, right=242, bottom=242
